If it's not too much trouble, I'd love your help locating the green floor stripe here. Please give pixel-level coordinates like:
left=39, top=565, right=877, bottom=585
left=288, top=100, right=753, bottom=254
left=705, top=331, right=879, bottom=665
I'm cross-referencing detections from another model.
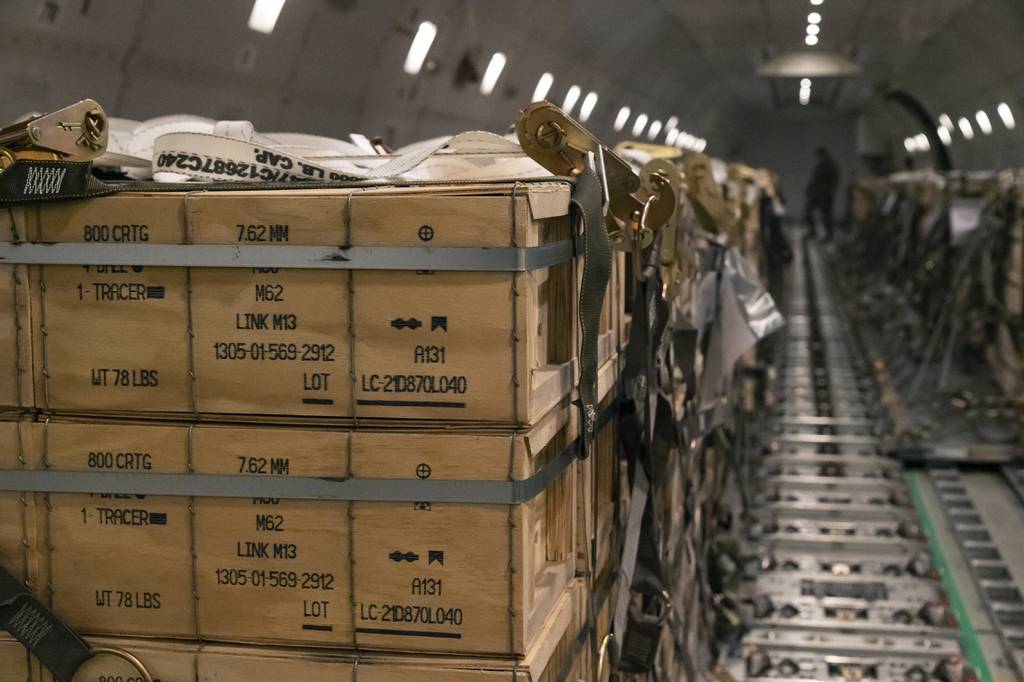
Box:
left=906, top=471, right=993, bottom=682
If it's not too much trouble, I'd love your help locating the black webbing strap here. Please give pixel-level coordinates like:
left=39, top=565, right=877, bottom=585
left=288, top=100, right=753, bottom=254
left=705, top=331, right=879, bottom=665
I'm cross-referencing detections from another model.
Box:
left=570, top=169, right=612, bottom=457
left=0, top=566, right=92, bottom=681
left=0, top=159, right=120, bottom=205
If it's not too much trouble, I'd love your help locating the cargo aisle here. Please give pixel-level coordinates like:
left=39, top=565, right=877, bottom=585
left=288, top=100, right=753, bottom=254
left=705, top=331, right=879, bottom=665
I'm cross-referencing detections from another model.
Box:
left=739, top=235, right=1024, bottom=682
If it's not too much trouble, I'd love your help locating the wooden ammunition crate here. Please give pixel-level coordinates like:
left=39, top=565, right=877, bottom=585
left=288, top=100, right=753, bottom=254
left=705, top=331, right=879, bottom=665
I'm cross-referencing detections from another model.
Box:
left=32, top=580, right=589, bottom=681
left=0, top=222, right=33, bottom=410
left=3, top=180, right=625, bottom=425
left=4, top=360, right=615, bottom=656
left=0, top=417, right=37, bottom=593
left=0, top=636, right=35, bottom=682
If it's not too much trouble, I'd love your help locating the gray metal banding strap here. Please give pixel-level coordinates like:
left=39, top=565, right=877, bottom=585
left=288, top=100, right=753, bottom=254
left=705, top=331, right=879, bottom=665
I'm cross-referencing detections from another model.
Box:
left=0, top=431, right=596, bottom=505
left=0, top=240, right=574, bottom=273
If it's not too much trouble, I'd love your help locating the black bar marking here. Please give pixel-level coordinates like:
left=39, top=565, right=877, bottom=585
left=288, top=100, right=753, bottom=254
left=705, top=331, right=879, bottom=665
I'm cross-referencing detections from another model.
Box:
left=302, top=624, right=334, bottom=632
left=356, top=627, right=461, bottom=639
left=356, top=399, right=467, bottom=408
left=302, top=398, right=334, bottom=405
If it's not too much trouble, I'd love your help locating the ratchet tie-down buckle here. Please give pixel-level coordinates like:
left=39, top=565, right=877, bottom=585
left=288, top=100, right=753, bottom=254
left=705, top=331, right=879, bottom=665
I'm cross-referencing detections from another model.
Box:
left=516, top=101, right=677, bottom=277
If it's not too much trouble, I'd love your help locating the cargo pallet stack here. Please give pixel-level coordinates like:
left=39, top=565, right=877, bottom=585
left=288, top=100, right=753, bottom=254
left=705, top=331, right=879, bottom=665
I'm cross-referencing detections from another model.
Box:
left=0, top=100, right=782, bottom=681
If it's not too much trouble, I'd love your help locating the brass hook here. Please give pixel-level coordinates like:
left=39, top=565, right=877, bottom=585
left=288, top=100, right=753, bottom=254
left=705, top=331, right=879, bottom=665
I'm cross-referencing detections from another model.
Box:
left=81, top=646, right=157, bottom=682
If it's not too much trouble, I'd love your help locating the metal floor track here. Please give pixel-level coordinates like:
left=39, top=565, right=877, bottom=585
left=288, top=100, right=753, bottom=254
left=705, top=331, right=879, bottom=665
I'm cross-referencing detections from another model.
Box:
left=737, top=236, right=1014, bottom=682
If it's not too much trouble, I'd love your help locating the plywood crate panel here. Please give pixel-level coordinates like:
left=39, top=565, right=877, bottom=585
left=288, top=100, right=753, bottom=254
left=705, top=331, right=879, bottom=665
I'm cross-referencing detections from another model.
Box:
left=0, top=636, right=36, bottom=682
left=0, top=418, right=38, bottom=597
left=38, top=580, right=589, bottom=681
left=10, top=181, right=620, bottom=425
left=0, top=209, right=34, bottom=412
left=16, top=389, right=626, bottom=656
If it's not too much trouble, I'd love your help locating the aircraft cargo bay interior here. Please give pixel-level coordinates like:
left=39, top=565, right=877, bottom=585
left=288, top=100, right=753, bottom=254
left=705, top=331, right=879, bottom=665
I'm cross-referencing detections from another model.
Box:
left=0, top=1, right=1023, bottom=681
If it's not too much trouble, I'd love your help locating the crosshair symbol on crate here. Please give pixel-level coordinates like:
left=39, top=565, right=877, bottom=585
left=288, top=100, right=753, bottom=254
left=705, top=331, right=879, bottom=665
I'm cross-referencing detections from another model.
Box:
left=418, top=225, right=435, bottom=242
left=416, top=463, right=432, bottom=479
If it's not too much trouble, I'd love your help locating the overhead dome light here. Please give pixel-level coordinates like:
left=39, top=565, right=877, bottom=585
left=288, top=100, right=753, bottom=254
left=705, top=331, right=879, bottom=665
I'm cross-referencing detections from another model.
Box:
left=805, top=34, right=819, bottom=46
left=938, top=113, right=954, bottom=131
left=695, top=138, right=707, bottom=153
left=531, top=72, right=554, bottom=102
left=666, top=128, right=680, bottom=146
left=975, top=110, right=993, bottom=135
left=937, top=126, right=952, bottom=146
left=904, top=137, right=916, bottom=153
left=404, top=20, right=438, bottom=75
left=915, top=133, right=930, bottom=151
left=579, top=91, right=599, bottom=122
left=665, top=116, right=679, bottom=131
left=632, top=113, right=648, bottom=137
left=562, top=85, right=581, bottom=114
left=647, top=120, right=663, bottom=140
left=800, top=78, right=812, bottom=88
left=808, top=12, right=822, bottom=24
left=677, top=132, right=693, bottom=149
left=806, top=24, right=820, bottom=36
left=811, top=0, right=824, bottom=5
left=480, top=52, right=507, bottom=95
left=248, top=0, right=286, bottom=34
left=998, top=102, right=1016, bottom=130
left=614, top=106, right=631, bottom=132
left=958, top=117, right=975, bottom=140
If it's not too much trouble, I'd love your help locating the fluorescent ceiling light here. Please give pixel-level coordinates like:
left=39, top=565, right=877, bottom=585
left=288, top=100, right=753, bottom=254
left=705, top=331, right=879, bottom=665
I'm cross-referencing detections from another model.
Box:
left=647, top=120, right=663, bottom=140
left=937, top=126, right=952, bottom=146
left=958, top=117, right=974, bottom=139
left=632, top=113, right=648, bottom=137
left=665, top=116, right=679, bottom=131
left=404, top=21, right=437, bottom=75
left=800, top=78, right=812, bottom=88
left=695, top=138, right=707, bottom=153
left=562, top=85, right=581, bottom=114
left=531, top=73, right=554, bottom=103
left=579, top=91, right=599, bottom=122
left=805, top=34, right=819, bottom=46
left=938, top=114, right=954, bottom=131
left=666, top=128, right=680, bottom=145
left=811, top=0, right=824, bottom=5
left=808, top=12, right=822, bottom=24
left=998, top=103, right=1016, bottom=130
left=975, top=110, right=993, bottom=135
left=248, top=0, right=286, bottom=34
left=480, top=52, right=506, bottom=95
left=915, top=133, right=930, bottom=151
left=677, top=132, right=692, bottom=149
left=614, top=106, right=631, bottom=132
left=807, top=24, right=820, bottom=36
left=904, top=138, right=916, bottom=153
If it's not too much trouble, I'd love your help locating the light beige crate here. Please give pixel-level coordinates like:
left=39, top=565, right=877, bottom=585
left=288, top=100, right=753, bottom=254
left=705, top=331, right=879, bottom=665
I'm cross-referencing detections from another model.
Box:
left=10, top=360, right=615, bottom=656
left=0, top=636, right=36, bottom=682
left=0, top=212, right=33, bottom=410
left=7, top=180, right=625, bottom=425
left=34, top=580, right=589, bottom=681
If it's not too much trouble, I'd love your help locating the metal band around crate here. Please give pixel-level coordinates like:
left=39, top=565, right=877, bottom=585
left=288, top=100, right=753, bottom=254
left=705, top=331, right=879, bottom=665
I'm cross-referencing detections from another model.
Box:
left=0, top=240, right=575, bottom=273
left=0, top=406, right=614, bottom=505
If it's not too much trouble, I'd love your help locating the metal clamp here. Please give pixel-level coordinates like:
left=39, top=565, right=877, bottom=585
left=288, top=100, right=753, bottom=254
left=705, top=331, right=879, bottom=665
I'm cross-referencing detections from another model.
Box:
left=516, top=102, right=676, bottom=251
left=0, top=99, right=108, bottom=172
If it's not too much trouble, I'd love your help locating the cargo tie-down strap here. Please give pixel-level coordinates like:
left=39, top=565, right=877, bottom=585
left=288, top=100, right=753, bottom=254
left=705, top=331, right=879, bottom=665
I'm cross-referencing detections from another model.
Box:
left=0, top=567, right=93, bottom=682
left=0, top=405, right=615, bottom=504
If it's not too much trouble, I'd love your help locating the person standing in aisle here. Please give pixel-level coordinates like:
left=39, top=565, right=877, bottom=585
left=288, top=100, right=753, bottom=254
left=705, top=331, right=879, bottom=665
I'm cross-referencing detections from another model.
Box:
left=804, top=146, right=839, bottom=240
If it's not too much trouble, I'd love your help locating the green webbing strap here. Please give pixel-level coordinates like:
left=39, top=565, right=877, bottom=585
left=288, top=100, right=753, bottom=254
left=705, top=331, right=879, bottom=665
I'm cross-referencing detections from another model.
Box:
left=571, top=169, right=612, bottom=457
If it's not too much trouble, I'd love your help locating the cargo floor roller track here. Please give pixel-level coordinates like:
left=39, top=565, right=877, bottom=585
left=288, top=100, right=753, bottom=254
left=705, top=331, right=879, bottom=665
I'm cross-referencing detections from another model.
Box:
left=738, top=236, right=1008, bottom=682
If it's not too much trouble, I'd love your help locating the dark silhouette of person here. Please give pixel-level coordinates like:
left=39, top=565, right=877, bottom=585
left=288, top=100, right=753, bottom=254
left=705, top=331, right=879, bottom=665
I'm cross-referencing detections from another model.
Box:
left=805, top=147, right=838, bottom=239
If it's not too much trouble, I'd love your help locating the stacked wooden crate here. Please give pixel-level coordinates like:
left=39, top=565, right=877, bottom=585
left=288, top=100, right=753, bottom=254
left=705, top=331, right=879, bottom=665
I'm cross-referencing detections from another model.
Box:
left=0, top=179, right=622, bottom=679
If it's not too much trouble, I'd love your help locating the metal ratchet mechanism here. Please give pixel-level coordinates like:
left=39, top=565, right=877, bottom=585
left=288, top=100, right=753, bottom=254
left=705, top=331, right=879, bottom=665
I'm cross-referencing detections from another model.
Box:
left=0, top=98, right=108, bottom=171
left=516, top=101, right=676, bottom=252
